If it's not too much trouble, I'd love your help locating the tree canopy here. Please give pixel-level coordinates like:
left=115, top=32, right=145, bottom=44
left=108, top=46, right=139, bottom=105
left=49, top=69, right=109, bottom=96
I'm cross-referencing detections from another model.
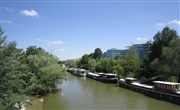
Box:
left=0, top=27, right=67, bottom=110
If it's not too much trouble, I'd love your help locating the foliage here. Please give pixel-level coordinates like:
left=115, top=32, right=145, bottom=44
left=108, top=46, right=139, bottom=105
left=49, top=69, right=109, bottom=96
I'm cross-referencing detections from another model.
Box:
left=0, top=28, right=28, bottom=110
left=96, top=58, right=115, bottom=73
left=88, top=59, right=97, bottom=72
left=0, top=27, right=66, bottom=110
left=160, top=38, right=180, bottom=82
left=120, top=47, right=141, bottom=77
left=93, top=48, right=102, bottom=61
left=78, top=54, right=92, bottom=69
left=66, top=60, right=77, bottom=68
left=146, top=27, right=179, bottom=76
left=25, top=46, right=66, bottom=95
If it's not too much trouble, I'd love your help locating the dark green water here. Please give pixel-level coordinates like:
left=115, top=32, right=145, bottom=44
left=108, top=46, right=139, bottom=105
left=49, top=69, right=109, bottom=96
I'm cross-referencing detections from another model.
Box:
left=28, top=74, right=180, bottom=110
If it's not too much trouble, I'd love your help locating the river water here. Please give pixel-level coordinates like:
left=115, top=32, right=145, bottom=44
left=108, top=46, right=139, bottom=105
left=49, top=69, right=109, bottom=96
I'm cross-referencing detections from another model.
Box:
left=27, top=73, right=180, bottom=110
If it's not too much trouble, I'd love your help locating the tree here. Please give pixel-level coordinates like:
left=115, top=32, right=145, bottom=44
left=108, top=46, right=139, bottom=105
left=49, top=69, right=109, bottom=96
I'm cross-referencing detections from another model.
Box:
left=88, top=59, right=97, bottom=72
left=93, top=48, right=102, bottom=61
left=0, top=28, right=67, bottom=110
left=146, top=27, right=179, bottom=76
left=149, top=27, right=178, bottom=61
left=25, top=46, right=66, bottom=95
left=66, top=60, right=77, bottom=68
left=121, top=47, right=141, bottom=77
left=26, top=46, right=44, bottom=55
left=112, top=65, right=124, bottom=78
left=96, top=58, right=115, bottom=73
left=78, top=54, right=92, bottom=69
left=160, top=38, right=180, bottom=82
left=0, top=28, right=28, bottom=110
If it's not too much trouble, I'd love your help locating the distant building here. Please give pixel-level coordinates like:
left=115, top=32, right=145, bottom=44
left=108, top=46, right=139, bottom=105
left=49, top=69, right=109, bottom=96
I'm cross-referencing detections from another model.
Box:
left=102, top=43, right=150, bottom=60
left=102, top=48, right=128, bottom=58
left=131, top=43, right=150, bottom=60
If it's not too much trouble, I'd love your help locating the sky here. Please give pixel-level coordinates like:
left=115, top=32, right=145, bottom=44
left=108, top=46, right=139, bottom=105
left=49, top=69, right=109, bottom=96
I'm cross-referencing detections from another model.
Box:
left=0, top=0, right=180, bottom=60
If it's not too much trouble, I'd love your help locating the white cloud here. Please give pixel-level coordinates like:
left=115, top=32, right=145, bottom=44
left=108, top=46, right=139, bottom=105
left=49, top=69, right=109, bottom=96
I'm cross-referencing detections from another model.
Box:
left=56, top=48, right=66, bottom=52
left=20, top=10, right=39, bottom=17
left=156, top=19, right=180, bottom=28
left=48, top=40, right=64, bottom=45
left=36, top=38, right=47, bottom=42
left=6, top=8, right=14, bottom=12
left=168, top=19, right=180, bottom=25
left=156, top=23, right=165, bottom=27
left=136, top=37, right=148, bottom=41
left=36, top=39, right=64, bottom=46
left=0, top=20, right=12, bottom=24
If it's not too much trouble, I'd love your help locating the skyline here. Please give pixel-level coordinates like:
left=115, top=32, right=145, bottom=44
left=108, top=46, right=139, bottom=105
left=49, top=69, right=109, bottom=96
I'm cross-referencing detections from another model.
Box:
left=0, top=0, right=179, bottom=60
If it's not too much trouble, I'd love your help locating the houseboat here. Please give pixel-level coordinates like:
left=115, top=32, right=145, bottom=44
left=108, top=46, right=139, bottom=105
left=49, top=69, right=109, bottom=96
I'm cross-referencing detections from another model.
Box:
left=118, top=78, right=180, bottom=105
left=97, top=73, right=118, bottom=84
left=75, top=68, right=88, bottom=77
left=86, top=72, right=100, bottom=80
left=68, top=68, right=88, bottom=77
left=67, top=68, right=77, bottom=74
left=153, top=81, right=180, bottom=94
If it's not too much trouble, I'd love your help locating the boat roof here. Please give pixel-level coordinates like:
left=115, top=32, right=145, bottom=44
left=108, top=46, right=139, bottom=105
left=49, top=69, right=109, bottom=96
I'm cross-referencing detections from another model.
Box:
left=120, top=79, right=125, bottom=81
left=106, top=73, right=117, bottom=76
left=88, top=72, right=100, bottom=77
left=98, top=73, right=105, bottom=75
left=153, top=81, right=180, bottom=85
left=132, top=82, right=153, bottom=89
left=125, top=77, right=137, bottom=80
left=78, top=68, right=87, bottom=71
left=177, top=91, right=180, bottom=94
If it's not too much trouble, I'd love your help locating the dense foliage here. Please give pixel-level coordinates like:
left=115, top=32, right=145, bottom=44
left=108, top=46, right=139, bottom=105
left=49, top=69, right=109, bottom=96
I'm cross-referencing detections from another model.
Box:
left=143, top=27, right=179, bottom=77
left=0, top=28, right=66, bottom=110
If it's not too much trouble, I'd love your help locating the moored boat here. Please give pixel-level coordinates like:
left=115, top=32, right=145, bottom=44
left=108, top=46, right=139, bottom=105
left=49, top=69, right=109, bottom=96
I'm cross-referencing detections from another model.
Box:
left=118, top=78, right=180, bottom=105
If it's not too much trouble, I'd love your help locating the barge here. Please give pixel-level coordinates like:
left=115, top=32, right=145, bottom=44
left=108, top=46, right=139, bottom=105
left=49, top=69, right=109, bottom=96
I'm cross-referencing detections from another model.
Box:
left=97, top=73, right=118, bottom=84
left=67, top=68, right=87, bottom=77
left=118, top=78, right=180, bottom=105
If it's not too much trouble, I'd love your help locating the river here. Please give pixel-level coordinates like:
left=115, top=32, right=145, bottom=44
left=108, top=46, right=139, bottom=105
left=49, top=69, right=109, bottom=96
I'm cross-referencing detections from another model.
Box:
left=27, top=73, right=180, bottom=110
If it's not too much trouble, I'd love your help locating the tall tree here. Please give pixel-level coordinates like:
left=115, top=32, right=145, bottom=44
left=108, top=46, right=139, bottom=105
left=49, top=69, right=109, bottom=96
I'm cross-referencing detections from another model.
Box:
left=93, top=48, right=102, bottom=61
left=78, top=54, right=92, bottom=69
left=121, top=47, right=141, bottom=77
left=66, top=60, right=77, bottom=68
left=161, top=38, right=180, bottom=82
left=0, top=28, right=28, bottom=110
left=88, top=59, right=97, bottom=72
left=146, top=27, right=179, bottom=77
left=25, top=46, right=66, bottom=95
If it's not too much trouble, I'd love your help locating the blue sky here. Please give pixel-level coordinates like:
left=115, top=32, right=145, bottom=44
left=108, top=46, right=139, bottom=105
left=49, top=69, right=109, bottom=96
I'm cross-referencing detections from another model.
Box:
left=1, top=0, right=179, bottom=60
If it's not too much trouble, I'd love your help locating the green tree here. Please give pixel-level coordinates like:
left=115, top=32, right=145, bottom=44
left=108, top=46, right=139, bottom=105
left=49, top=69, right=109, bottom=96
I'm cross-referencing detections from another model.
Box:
left=146, top=27, right=179, bottom=76
left=25, top=46, right=66, bottom=95
left=78, top=54, right=92, bottom=69
left=0, top=28, right=28, bottom=110
left=160, top=38, right=180, bottom=82
left=88, top=59, right=97, bottom=72
left=0, top=28, right=67, bottom=110
left=93, top=48, right=102, bottom=61
left=121, top=47, right=141, bottom=77
left=66, top=60, right=77, bottom=68
left=96, top=58, right=115, bottom=73
left=112, top=65, right=124, bottom=78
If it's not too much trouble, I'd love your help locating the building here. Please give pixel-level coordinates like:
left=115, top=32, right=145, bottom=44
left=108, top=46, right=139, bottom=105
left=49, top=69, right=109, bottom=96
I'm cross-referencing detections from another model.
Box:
left=131, top=43, right=150, bottom=60
left=102, top=48, right=128, bottom=58
left=102, top=43, right=150, bottom=60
